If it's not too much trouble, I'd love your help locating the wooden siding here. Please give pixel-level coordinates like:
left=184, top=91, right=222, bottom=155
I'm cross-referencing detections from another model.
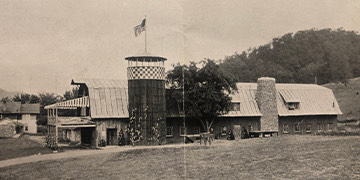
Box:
left=278, top=116, right=338, bottom=135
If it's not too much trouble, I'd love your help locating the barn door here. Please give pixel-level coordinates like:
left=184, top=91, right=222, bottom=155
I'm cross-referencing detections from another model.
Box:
left=107, top=129, right=117, bottom=145
left=233, top=125, right=242, bottom=139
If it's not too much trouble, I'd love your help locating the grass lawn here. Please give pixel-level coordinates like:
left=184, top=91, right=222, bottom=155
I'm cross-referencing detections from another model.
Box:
left=1, top=135, right=359, bottom=179
left=0, top=134, right=52, bottom=161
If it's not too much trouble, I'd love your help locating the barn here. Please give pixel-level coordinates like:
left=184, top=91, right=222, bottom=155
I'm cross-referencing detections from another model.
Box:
left=45, top=77, right=342, bottom=147
left=45, top=54, right=341, bottom=147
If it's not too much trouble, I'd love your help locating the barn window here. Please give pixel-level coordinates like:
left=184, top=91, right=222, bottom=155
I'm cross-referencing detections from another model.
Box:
left=166, top=127, right=173, bottom=137
left=180, top=126, right=186, bottom=136
left=194, top=127, right=200, bottom=135
left=287, top=102, right=300, bottom=110
left=317, top=123, right=322, bottom=131
left=327, top=123, right=333, bottom=131
left=283, top=124, right=289, bottom=134
left=231, top=102, right=240, bottom=111
left=248, top=125, right=253, bottom=132
left=306, top=124, right=311, bottom=133
left=294, top=124, right=301, bottom=133
left=221, top=126, right=227, bottom=135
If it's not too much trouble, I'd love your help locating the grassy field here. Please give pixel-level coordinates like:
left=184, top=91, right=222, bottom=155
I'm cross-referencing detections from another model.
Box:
left=0, top=134, right=52, bottom=161
left=1, top=135, right=359, bottom=179
left=323, top=77, right=360, bottom=121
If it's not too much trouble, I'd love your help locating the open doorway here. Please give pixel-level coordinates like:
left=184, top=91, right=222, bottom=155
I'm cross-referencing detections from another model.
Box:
left=107, top=128, right=117, bottom=145
left=81, top=127, right=95, bottom=146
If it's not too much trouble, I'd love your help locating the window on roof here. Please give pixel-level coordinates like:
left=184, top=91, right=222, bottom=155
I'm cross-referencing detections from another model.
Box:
left=287, top=102, right=300, bottom=110
left=231, top=102, right=240, bottom=111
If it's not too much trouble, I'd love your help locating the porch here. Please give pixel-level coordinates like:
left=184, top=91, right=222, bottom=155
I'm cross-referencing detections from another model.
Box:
left=45, top=96, right=97, bottom=147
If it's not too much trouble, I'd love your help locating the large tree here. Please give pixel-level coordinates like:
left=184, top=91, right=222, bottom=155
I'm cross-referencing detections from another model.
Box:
left=166, top=59, right=237, bottom=133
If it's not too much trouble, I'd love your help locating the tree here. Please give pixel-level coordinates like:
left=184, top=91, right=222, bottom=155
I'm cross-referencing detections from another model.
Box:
left=166, top=59, right=237, bottom=133
left=12, top=93, right=40, bottom=104
left=37, top=93, right=62, bottom=125
left=63, top=87, right=79, bottom=100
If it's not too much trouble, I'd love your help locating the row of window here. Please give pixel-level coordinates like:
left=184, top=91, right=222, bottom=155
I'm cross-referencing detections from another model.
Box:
left=283, top=123, right=333, bottom=133
left=166, top=126, right=201, bottom=137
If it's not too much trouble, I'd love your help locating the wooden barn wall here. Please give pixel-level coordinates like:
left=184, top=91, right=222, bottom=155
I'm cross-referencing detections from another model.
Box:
left=95, top=118, right=129, bottom=146
left=166, top=117, right=204, bottom=143
left=214, top=117, right=261, bottom=139
left=278, top=115, right=338, bottom=135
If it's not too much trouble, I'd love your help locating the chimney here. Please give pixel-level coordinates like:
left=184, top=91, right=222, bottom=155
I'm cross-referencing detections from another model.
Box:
left=256, top=77, right=278, bottom=132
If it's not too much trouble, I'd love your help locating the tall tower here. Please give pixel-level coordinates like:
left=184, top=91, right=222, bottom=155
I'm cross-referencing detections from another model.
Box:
left=125, top=53, right=167, bottom=145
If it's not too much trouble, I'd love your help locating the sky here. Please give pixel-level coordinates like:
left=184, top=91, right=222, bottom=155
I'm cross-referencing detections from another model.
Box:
left=0, top=0, right=359, bottom=95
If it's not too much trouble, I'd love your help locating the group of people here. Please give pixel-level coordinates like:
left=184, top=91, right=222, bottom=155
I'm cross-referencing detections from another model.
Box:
left=227, top=127, right=249, bottom=140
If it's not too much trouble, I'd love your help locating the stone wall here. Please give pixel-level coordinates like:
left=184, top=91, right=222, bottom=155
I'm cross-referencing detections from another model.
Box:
left=256, top=77, right=279, bottom=132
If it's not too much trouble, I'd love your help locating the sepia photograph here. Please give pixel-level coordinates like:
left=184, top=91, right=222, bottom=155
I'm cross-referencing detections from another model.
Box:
left=0, top=0, right=360, bottom=179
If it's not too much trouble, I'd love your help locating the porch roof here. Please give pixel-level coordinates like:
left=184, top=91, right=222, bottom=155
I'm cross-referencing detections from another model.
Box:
left=44, top=96, right=89, bottom=109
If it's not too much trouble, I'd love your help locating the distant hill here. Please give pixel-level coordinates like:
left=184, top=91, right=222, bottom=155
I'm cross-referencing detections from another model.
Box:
left=323, top=77, right=360, bottom=121
left=0, top=88, right=21, bottom=100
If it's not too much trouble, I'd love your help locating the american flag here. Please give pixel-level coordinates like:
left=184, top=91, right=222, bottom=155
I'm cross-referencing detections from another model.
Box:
left=134, top=18, right=146, bottom=37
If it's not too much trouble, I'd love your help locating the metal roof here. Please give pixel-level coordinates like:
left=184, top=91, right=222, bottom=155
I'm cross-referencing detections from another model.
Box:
left=0, top=102, right=40, bottom=114
left=222, top=83, right=262, bottom=117
left=20, top=104, right=40, bottom=114
left=69, top=79, right=341, bottom=119
left=125, top=52, right=167, bottom=62
left=0, top=101, right=21, bottom=114
left=72, top=79, right=129, bottom=118
left=276, top=84, right=342, bottom=116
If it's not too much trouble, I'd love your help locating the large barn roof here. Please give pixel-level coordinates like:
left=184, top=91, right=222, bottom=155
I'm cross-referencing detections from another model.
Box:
left=72, top=79, right=129, bottom=119
left=223, top=83, right=262, bottom=117
left=71, top=79, right=341, bottom=119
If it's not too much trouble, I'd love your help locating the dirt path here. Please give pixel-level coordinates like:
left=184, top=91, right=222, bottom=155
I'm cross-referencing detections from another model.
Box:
left=0, top=143, right=199, bottom=168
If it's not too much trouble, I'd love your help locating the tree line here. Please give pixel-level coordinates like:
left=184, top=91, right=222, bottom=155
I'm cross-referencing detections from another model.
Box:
left=219, top=28, right=360, bottom=85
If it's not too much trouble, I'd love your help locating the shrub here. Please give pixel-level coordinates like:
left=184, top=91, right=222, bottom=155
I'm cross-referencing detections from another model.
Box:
left=118, top=129, right=125, bottom=146
left=98, top=139, right=106, bottom=147
left=45, top=134, right=58, bottom=151
left=37, top=125, right=47, bottom=135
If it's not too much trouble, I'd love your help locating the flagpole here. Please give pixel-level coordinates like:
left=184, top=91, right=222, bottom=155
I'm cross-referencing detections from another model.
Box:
left=145, top=15, right=147, bottom=53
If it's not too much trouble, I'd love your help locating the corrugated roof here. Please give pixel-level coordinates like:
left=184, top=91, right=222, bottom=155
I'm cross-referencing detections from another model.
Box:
left=276, top=84, right=342, bottom=116
left=72, top=79, right=129, bottom=118
left=20, top=104, right=40, bottom=114
left=222, top=83, right=262, bottom=117
left=69, top=79, right=341, bottom=118
left=0, top=101, right=21, bottom=114
left=0, top=102, right=40, bottom=114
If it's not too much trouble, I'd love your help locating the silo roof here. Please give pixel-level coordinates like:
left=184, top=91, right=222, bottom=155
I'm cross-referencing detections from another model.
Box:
left=125, top=52, right=167, bottom=62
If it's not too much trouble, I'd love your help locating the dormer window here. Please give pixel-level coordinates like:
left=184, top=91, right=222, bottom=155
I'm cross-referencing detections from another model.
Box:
left=231, top=102, right=240, bottom=111
left=287, top=102, right=300, bottom=110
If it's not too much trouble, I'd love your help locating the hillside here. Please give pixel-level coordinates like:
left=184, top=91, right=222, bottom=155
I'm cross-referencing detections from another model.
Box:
left=220, top=28, right=360, bottom=85
left=0, top=88, right=21, bottom=100
left=323, top=77, right=360, bottom=121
